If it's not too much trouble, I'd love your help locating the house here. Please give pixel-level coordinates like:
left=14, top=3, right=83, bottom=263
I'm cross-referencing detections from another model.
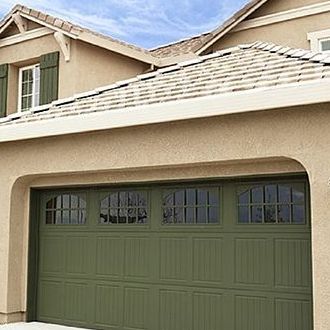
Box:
left=0, top=1, right=329, bottom=329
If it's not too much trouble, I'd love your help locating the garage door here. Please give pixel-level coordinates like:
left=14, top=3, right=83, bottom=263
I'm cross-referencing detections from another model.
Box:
left=31, top=177, right=313, bottom=330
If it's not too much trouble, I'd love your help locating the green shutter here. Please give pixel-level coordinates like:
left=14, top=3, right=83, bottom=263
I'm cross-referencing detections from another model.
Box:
left=39, top=52, right=59, bottom=105
left=0, top=64, right=8, bottom=118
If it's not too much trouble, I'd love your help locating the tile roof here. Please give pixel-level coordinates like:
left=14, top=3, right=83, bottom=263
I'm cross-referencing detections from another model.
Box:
left=150, top=33, right=212, bottom=58
left=2, top=41, right=330, bottom=127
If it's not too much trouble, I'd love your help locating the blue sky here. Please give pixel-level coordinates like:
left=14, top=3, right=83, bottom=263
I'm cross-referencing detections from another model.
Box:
left=0, top=0, right=249, bottom=49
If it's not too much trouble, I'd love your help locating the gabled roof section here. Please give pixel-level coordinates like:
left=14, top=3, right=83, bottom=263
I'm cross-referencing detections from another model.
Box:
left=151, top=0, right=270, bottom=57
left=0, top=4, right=159, bottom=65
left=2, top=41, right=330, bottom=130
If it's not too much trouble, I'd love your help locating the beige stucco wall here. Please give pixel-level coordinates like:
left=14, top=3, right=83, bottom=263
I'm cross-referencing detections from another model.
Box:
left=0, top=103, right=329, bottom=328
left=0, top=33, right=149, bottom=115
left=249, top=0, right=327, bottom=19
left=212, top=11, right=330, bottom=52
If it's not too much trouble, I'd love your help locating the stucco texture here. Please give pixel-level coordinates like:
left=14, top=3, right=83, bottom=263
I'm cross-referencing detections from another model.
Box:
left=0, top=103, right=329, bottom=329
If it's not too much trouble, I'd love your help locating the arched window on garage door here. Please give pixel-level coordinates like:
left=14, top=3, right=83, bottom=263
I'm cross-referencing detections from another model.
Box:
left=45, top=193, right=86, bottom=225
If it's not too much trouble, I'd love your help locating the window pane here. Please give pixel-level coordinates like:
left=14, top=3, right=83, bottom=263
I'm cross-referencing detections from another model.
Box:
left=174, top=207, right=184, bottom=223
left=100, top=210, right=108, bottom=224
left=238, top=206, right=249, bottom=223
left=265, top=185, right=277, bottom=203
left=321, top=39, right=330, bottom=51
left=264, top=205, right=276, bottom=223
left=46, top=211, right=54, bottom=224
left=279, top=185, right=291, bottom=203
left=208, top=207, right=218, bottom=223
left=251, top=205, right=263, bottom=223
left=175, top=191, right=184, bottom=206
left=70, top=210, right=79, bottom=224
left=109, top=209, right=118, bottom=224
left=118, top=208, right=127, bottom=223
left=197, top=189, right=208, bottom=205
left=239, top=190, right=249, bottom=204
left=278, top=205, right=290, bottom=223
left=251, top=187, right=263, bottom=203
left=185, top=207, right=195, bottom=223
left=292, top=189, right=305, bottom=204
left=138, top=208, right=147, bottom=223
left=293, top=205, right=305, bottom=224
left=110, top=193, right=118, bottom=207
left=119, top=192, right=127, bottom=207
left=186, top=189, right=196, bottom=205
left=208, top=189, right=218, bottom=205
left=128, top=208, right=137, bottom=223
left=197, top=207, right=207, bottom=223
left=128, top=192, right=137, bottom=207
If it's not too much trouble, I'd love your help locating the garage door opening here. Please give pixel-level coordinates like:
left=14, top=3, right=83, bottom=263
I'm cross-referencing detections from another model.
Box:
left=27, top=175, right=313, bottom=330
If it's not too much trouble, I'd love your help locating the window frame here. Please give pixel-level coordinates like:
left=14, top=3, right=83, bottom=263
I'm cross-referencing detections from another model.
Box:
left=308, top=28, right=330, bottom=53
left=236, top=181, right=307, bottom=225
left=17, top=63, right=40, bottom=112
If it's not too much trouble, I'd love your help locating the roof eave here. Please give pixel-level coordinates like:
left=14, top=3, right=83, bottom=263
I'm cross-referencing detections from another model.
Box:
left=0, top=79, right=329, bottom=143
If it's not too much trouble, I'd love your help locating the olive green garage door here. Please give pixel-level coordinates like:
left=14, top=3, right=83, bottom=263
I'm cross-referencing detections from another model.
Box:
left=28, top=177, right=313, bottom=330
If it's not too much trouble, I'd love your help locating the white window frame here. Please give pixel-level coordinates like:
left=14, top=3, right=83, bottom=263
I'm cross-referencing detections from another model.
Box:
left=18, top=64, right=40, bottom=112
left=308, top=29, right=330, bottom=53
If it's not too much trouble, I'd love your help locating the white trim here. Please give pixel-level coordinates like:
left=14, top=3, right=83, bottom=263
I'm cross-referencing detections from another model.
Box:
left=54, top=31, right=71, bottom=62
left=0, top=17, right=14, bottom=35
left=17, top=64, right=40, bottom=113
left=233, top=1, right=330, bottom=32
left=2, top=79, right=330, bottom=143
left=0, top=27, right=53, bottom=48
left=196, top=0, right=269, bottom=54
left=12, top=13, right=27, bottom=34
left=308, top=29, right=330, bottom=52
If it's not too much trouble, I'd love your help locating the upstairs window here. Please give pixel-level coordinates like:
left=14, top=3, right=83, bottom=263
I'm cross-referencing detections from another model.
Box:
left=18, top=64, right=40, bottom=112
left=308, top=29, right=330, bottom=53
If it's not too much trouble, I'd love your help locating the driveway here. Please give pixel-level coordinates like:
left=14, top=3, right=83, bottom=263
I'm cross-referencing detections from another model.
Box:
left=0, top=323, right=83, bottom=329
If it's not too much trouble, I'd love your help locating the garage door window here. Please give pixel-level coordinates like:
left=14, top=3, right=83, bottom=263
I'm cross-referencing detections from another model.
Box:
left=100, top=191, right=148, bottom=224
left=162, top=187, right=219, bottom=224
left=238, top=183, right=306, bottom=224
left=45, top=194, right=86, bottom=225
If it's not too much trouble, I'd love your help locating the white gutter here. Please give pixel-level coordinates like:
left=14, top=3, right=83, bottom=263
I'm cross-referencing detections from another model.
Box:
left=0, top=79, right=330, bottom=143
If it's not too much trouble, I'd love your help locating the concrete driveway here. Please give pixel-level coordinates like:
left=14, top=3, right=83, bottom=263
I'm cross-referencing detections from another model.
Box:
left=0, top=323, right=83, bottom=329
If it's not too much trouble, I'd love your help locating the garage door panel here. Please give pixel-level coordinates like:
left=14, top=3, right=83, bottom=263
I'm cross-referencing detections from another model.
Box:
left=275, top=298, right=313, bottom=330
left=96, top=236, right=124, bottom=278
left=39, top=235, right=65, bottom=274
left=63, top=281, right=89, bottom=324
left=159, top=289, right=191, bottom=330
left=192, top=237, right=224, bottom=283
left=124, top=287, right=149, bottom=330
left=234, top=295, right=269, bottom=330
left=66, top=235, right=91, bottom=275
left=124, top=237, right=151, bottom=280
left=234, top=238, right=269, bottom=286
left=95, top=284, right=122, bottom=328
left=38, top=279, right=64, bottom=321
left=275, top=239, right=312, bottom=290
left=160, top=237, right=189, bottom=282
left=192, top=292, right=223, bottom=330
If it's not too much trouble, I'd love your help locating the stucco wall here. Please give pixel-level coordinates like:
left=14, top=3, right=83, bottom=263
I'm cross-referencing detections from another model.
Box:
left=212, top=11, right=330, bottom=51
left=0, top=103, right=329, bottom=329
left=249, top=0, right=326, bottom=19
left=0, top=33, right=148, bottom=114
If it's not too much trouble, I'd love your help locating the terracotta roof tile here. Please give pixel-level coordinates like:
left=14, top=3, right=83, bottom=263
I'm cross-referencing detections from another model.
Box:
left=2, top=42, right=330, bottom=127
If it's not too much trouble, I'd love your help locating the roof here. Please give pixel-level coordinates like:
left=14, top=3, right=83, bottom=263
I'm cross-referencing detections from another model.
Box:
left=0, top=4, right=158, bottom=65
left=2, top=41, right=330, bottom=130
left=151, top=0, right=270, bottom=56
left=150, top=33, right=212, bottom=58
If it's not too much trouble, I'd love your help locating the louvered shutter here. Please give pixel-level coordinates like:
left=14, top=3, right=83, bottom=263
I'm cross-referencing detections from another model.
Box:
left=40, top=52, right=59, bottom=105
left=0, top=64, right=8, bottom=118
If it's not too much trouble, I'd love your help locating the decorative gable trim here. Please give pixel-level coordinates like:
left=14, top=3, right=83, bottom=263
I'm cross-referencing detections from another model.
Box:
left=0, top=27, right=53, bottom=48
left=233, top=1, right=330, bottom=32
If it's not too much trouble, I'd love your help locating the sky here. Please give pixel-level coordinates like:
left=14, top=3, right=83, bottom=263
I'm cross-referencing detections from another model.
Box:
left=0, top=0, right=249, bottom=49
